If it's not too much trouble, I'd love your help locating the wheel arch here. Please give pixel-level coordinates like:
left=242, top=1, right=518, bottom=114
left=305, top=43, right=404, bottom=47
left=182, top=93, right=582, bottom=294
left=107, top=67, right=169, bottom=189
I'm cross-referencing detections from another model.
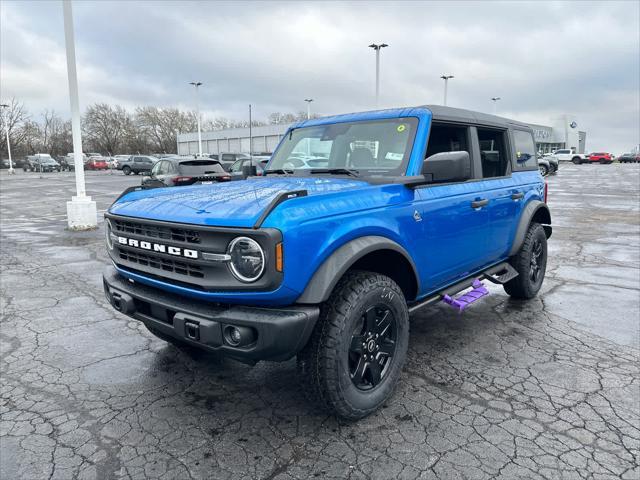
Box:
left=296, top=236, right=420, bottom=304
left=509, top=200, right=552, bottom=256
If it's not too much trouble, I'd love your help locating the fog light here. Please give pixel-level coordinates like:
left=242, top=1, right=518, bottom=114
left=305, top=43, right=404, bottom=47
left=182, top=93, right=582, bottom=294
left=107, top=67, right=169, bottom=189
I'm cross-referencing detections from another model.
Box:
left=223, top=325, right=256, bottom=347
left=229, top=327, right=241, bottom=345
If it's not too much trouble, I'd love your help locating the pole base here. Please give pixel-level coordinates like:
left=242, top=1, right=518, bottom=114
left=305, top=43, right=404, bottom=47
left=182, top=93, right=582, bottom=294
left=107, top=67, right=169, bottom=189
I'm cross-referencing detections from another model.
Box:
left=7, top=168, right=15, bottom=175
left=66, top=196, right=97, bottom=230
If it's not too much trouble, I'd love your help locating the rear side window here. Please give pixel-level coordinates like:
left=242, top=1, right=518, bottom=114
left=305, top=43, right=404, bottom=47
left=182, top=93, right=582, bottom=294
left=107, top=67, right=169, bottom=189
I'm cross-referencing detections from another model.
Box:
left=478, top=128, right=509, bottom=178
left=512, top=129, right=537, bottom=170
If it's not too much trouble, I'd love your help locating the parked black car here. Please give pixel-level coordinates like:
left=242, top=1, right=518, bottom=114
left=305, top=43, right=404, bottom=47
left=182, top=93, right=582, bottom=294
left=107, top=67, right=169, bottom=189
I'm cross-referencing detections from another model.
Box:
left=118, top=155, right=158, bottom=175
left=141, top=157, right=231, bottom=187
left=23, top=154, right=61, bottom=172
left=618, top=153, right=640, bottom=163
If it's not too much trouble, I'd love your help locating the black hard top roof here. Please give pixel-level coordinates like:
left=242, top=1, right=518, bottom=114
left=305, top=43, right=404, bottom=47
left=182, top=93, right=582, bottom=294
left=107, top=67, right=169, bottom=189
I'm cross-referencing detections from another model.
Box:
left=423, top=105, right=532, bottom=130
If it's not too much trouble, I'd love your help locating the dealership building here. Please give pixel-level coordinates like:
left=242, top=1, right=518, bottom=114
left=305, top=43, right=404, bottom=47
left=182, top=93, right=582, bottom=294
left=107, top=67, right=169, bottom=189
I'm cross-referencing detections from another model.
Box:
left=177, top=113, right=587, bottom=156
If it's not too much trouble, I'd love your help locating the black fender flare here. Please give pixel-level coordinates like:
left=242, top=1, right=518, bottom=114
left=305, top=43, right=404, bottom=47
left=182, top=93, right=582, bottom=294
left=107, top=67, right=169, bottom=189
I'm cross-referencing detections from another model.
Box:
left=509, top=200, right=552, bottom=256
left=296, top=235, right=420, bottom=304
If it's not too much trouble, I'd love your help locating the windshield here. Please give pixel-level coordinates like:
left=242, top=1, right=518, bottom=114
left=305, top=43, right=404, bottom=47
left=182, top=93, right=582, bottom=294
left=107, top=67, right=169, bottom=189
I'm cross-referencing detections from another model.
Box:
left=268, top=117, right=418, bottom=177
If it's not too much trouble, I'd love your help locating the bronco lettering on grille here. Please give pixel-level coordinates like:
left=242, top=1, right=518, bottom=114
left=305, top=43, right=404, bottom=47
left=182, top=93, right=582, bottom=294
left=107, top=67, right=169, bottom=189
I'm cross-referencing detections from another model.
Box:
left=118, top=236, right=198, bottom=259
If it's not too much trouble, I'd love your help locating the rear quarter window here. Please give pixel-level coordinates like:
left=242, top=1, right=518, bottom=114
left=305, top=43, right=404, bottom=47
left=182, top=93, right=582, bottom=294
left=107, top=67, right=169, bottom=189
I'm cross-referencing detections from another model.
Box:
left=512, top=129, right=537, bottom=171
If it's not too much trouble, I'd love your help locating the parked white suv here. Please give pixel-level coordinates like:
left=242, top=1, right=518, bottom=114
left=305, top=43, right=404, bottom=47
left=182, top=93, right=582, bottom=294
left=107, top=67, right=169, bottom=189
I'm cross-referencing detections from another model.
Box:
left=547, top=149, right=588, bottom=164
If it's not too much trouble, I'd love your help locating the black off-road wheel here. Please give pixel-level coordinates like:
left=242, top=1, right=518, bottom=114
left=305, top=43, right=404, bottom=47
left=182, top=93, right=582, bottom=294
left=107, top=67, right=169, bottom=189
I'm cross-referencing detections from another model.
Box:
left=122, top=166, right=132, bottom=175
left=297, top=271, right=409, bottom=420
left=538, top=164, right=549, bottom=176
left=504, top=222, right=547, bottom=299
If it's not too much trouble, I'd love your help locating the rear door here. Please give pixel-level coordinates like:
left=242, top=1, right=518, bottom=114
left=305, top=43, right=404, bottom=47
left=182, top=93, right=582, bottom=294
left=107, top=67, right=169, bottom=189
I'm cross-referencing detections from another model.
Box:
left=475, top=127, right=519, bottom=260
left=413, top=123, right=493, bottom=288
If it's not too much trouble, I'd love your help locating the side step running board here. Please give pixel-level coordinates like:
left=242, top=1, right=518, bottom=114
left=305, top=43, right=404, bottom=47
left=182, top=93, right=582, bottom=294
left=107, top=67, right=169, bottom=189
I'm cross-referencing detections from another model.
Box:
left=408, top=261, right=519, bottom=315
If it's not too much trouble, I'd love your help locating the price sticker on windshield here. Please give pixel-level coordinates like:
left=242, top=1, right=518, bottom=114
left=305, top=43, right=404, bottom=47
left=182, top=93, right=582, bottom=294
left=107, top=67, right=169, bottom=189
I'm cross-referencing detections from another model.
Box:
left=397, top=124, right=406, bottom=133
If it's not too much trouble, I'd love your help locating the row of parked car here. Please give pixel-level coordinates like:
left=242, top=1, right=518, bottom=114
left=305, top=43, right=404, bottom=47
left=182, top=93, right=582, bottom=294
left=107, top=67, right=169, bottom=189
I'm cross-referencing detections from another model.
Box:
left=535, top=149, right=640, bottom=176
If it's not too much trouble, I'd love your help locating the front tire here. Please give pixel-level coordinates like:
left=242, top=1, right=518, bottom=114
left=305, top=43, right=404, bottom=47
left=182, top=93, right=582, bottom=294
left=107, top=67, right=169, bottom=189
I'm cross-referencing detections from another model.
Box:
left=297, top=271, right=409, bottom=420
left=571, top=156, right=581, bottom=164
left=122, top=166, right=131, bottom=175
left=504, top=222, right=547, bottom=299
left=539, top=164, right=549, bottom=176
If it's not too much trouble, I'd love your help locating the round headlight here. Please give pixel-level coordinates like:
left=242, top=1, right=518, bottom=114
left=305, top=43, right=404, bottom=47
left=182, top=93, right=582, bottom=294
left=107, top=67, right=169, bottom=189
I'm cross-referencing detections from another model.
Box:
left=228, top=237, right=265, bottom=282
left=105, top=218, right=114, bottom=250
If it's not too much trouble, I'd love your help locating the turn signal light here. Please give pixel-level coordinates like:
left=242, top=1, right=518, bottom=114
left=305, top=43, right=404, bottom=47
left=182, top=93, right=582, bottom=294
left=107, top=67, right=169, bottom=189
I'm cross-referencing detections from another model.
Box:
left=275, top=243, right=283, bottom=272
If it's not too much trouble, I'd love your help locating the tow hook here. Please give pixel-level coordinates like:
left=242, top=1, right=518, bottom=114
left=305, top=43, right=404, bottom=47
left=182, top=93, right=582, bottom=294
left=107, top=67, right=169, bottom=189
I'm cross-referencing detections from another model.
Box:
left=184, top=321, right=200, bottom=341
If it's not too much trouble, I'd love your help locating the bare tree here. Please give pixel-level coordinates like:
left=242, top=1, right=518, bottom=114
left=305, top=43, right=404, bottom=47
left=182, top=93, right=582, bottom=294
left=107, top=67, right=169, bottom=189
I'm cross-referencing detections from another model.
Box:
left=0, top=98, right=29, bottom=156
left=135, top=106, right=197, bottom=154
left=83, top=103, right=131, bottom=154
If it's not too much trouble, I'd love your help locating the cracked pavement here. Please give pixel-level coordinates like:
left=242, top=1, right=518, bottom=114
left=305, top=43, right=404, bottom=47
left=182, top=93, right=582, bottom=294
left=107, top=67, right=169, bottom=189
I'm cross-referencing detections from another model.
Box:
left=1, top=165, right=639, bottom=479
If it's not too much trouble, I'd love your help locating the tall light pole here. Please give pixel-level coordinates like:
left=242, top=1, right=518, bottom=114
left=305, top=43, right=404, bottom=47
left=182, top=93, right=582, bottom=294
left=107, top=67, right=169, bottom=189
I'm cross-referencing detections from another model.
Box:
left=440, top=75, right=454, bottom=106
left=63, top=0, right=96, bottom=230
left=368, top=43, right=388, bottom=107
left=304, top=98, right=313, bottom=120
left=491, top=97, right=501, bottom=114
left=190, top=81, right=203, bottom=156
left=0, top=103, right=14, bottom=174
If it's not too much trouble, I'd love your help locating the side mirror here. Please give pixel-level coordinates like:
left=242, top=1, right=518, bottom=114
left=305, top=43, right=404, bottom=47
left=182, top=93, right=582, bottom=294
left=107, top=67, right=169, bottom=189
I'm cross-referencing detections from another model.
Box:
left=242, top=164, right=257, bottom=178
left=141, top=175, right=151, bottom=185
left=421, top=151, right=471, bottom=183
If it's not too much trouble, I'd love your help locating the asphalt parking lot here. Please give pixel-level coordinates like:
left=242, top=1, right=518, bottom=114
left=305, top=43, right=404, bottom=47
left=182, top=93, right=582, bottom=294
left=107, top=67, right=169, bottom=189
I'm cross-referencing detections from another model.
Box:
left=1, top=165, right=639, bottom=480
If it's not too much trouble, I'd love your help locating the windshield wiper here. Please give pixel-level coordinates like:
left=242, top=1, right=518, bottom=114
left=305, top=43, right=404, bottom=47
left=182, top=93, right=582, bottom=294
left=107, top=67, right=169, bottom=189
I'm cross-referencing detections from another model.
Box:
left=264, top=168, right=294, bottom=176
left=309, top=168, right=360, bottom=177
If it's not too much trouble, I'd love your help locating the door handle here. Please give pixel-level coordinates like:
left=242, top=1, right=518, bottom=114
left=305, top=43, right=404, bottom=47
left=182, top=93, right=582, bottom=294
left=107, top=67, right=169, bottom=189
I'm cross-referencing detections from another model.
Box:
left=511, top=192, right=524, bottom=200
left=471, top=199, right=489, bottom=209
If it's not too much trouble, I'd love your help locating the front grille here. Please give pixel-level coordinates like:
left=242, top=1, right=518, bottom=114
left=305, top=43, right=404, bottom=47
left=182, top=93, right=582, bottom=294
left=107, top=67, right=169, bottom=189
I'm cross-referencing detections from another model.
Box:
left=113, top=219, right=201, bottom=244
left=119, top=249, right=204, bottom=278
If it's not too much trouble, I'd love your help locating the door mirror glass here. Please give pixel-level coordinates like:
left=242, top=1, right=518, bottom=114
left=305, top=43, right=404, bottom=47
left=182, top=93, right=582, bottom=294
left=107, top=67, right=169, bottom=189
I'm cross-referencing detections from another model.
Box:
left=421, top=151, right=471, bottom=183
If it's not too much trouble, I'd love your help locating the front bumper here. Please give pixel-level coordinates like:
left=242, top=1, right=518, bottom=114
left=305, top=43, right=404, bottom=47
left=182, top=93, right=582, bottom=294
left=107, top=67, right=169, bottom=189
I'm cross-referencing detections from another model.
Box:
left=103, top=266, right=319, bottom=362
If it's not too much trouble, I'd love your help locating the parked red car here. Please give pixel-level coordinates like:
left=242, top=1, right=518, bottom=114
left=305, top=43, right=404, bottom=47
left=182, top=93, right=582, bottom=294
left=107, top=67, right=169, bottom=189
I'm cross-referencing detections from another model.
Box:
left=85, top=157, right=109, bottom=170
left=588, top=152, right=613, bottom=164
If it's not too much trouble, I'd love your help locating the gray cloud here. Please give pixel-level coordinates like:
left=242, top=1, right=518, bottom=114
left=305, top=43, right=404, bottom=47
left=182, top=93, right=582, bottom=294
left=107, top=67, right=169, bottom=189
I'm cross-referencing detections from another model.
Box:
left=1, top=0, right=638, bottom=153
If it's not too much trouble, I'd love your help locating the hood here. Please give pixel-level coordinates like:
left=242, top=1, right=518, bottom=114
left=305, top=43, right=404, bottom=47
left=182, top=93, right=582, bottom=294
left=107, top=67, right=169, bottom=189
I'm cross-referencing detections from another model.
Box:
left=109, top=176, right=371, bottom=227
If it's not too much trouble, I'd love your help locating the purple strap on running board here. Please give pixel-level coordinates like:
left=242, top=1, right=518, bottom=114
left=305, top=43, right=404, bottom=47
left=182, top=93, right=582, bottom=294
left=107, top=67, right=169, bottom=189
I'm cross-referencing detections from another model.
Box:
left=442, top=279, right=489, bottom=312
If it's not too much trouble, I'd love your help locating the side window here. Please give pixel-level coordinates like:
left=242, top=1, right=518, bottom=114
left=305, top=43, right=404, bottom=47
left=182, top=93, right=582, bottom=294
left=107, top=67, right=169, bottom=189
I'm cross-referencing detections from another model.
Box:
left=151, top=161, right=163, bottom=175
left=478, top=128, right=509, bottom=178
left=425, top=123, right=470, bottom=158
left=512, top=130, right=537, bottom=170
left=229, top=160, right=243, bottom=172
left=222, top=154, right=234, bottom=162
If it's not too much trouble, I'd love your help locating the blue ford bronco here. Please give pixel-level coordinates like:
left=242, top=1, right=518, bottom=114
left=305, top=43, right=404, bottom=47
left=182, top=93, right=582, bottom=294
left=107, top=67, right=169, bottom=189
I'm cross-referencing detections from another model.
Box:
left=103, top=105, right=551, bottom=419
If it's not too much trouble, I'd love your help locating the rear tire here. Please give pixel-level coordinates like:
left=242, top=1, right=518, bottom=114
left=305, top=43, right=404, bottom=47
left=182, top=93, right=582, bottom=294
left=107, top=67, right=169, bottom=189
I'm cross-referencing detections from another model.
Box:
left=122, top=166, right=131, bottom=175
left=297, top=271, right=409, bottom=420
left=571, top=156, right=581, bottom=164
left=504, top=222, right=547, bottom=299
left=538, top=164, right=548, bottom=176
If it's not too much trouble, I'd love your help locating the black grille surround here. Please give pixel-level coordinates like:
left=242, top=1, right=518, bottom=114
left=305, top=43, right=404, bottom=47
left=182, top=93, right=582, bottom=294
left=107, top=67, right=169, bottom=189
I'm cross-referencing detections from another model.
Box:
left=106, top=213, right=283, bottom=292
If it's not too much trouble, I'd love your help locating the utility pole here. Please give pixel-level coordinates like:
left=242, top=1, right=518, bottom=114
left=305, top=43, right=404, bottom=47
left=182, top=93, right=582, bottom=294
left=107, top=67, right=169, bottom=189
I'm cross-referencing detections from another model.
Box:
left=368, top=43, right=388, bottom=107
left=62, top=0, right=96, bottom=230
left=248, top=104, right=252, bottom=159
left=304, top=98, right=313, bottom=120
left=440, top=75, right=454, bottom=106
left=491, top=97, right=501, bottom=114
left=0, top=103, right=14, bottom=174
left=190, top=81, right=203, bottom=156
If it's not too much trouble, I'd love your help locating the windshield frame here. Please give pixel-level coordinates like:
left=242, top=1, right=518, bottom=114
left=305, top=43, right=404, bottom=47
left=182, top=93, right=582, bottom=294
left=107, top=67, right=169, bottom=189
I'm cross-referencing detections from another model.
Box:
left=266, top=116, right=420, bottom=179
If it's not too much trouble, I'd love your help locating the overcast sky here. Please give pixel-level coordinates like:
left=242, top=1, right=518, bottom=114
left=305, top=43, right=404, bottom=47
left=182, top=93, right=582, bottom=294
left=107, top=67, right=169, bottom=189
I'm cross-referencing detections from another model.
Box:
left=1, top=0, right=638, bottom=153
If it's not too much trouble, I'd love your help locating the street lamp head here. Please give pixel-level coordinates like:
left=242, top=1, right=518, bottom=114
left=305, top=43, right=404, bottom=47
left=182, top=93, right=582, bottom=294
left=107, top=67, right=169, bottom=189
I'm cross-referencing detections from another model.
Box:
left=491, top=97, right=501, bottom=101
left=0, top=104, right=9, bottom=108
left=189, top=81, right=202, bottom=87
left=369, top=43, right=389, bottom=50
left=304, top=98, right=313, bottom=103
